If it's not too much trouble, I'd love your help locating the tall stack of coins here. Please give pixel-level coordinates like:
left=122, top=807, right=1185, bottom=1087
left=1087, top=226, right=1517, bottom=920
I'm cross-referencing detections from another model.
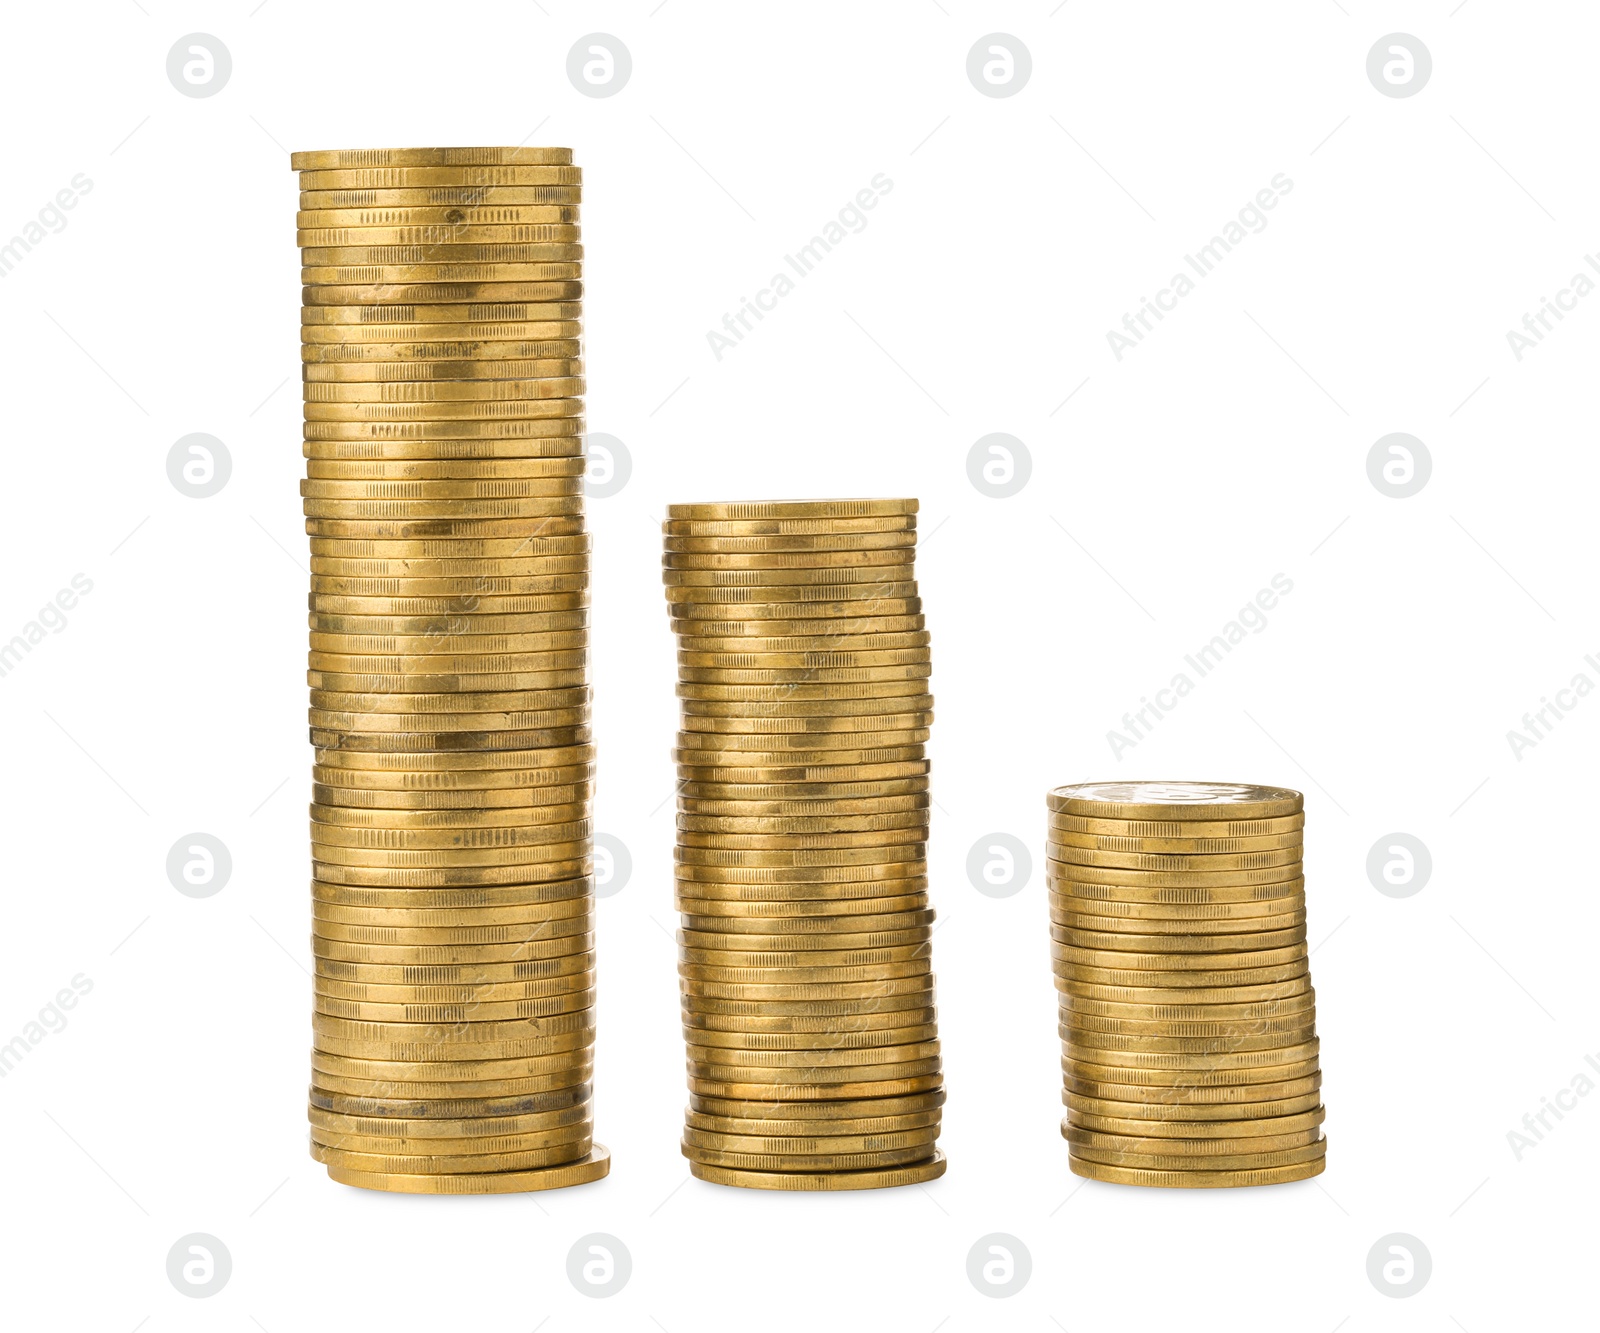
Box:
left=1046, top=782, right=1324, bottom=1187
left=662, top=499, right=946, bottom=1190
left=293, top=146, right=607, bottom=1194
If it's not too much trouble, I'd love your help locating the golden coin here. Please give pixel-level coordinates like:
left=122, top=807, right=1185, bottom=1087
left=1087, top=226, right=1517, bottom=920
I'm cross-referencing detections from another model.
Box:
left=663, top=565, right=916, bottom=590
left=309, top=533, right=589, bottom=556
left=682, top=1144, right=936, bottom=1173
left=682, top=1004, right=937, bottom=1034
left=1047, top=828, right=1303, bottom=854
left=299, top=227, right=580, bottom=248
left=308, top=655, right=587, bottom=681
left=1051, top=925, right=1305, bottom=953
left=302, top=339, right=583, bottom=365
left=1046, top=845, right=1303, bottom=872
left=310, top=801, right=590, bottom=830
left=312, top=1067, right=590, bottom=1102
left=1061, top=991, right=1314, bottom=1022
left=301, top=246, right=584, bottom=269
left=1068, top=1154, right=1325, bottom=1188
left=310, top=590, right=586, bottom=613
left=311, top=1122, right=592, bottom=1156
left=315, top=990, right=594, bottom=1023
left=312, top=741, right=593, bottom=770
left=1062, top=1057, right=1320, bottom=1090
left=292, top=148, right=576, bottom=170
left=1069, top=1139, right=1325, bottom=1172
left=679, top=961, right=931, bottom=985
left=674, top=868, right=928, bottom=892
left=310, top=1140, right=590, bottom=1174
left=1050, top=942, right=1308, bottom=970
left=1049, top=812, right=1305, bottom=839
left=298, top=166, right=583, bottom=189
left=670, top=600, right=923, bottom=627
left=677, top=679, right=928, bottom=702
left=1062, top=1015, right=1318, bottom=1044
left=308, top=727, right=590, bottom=754
left=664, top=532, right=916, bottom=554
left=306, top=462, right=587, bottom=485
left=676, top=778, right=928, bottom=801
left=302, top=264, right=583, bottom=284
left=310, top=1081, right=590, bottom=1117
left=311, top=879, right=592, bottom=908
left=301, top=324, right=581, bottom=350
left=677, top=636, right=930, bottom=661
left=1047, top=894, right=1305, bottom=923
left=304, top=357, right=583, bottom=382
left=687, top=1074, right=943, bottom=1102
left=678, top=1127, right=939, bottom=1155
left=312, top=926, right=593, bottom=960
left=317, top=973, right=595, bottom=1003
left=310, top=1047, right=592, bottom=1081
left=1054, top=963, right=1309, bottom=992
left=664, top=581, right=917, bottom=605
left=1064, top=1121, right=1320, bottom=1152
left=686, top=1055, right=941, bottom=1082
left=677, top=813, right=930, bottom=838
left=687, top=1151, right=943, bottom=1191
left=1046, top=782, right=1304, bottom=821
left=310, top=818, right=590, bottom=851
left=315, top=954, right=594, bottom=986
left=303, top=302, right=580, bottom=326
left=1063, top=1072, right=1321, bottom=1104
left=684, top=1109, right=941, bottom=1137
left=1052, top=905, right=1306, bottom=933
left=1063, top=1028, right=1314, bottom=1058
left=681, top=979, right=935, bottom=1006
left=299, top=187, right=583, bottom=208
left=322, top=1145, right=610, bottom=1194
left=299, top=209, right=580, bottom=230
left=666, top=500, right=918, bottom=521
left=1047, top=878, right=1305, bottom=905
left=677, top=791, right=928, bottom=814
left=674, top=762, right=930, bottom=787
left=674, top=615, right=926, bottom=640
left=684, top=1024, right=938, bottom=1052
left=664, top=518, right=915, bottom=539
left=679, top=927, right=932, bottom=954
left=1045, top=861, right=1302, bottom=888
left=674, top=844, right=924, bottom=867
left=664, top=548, right=916, bottom=571
left=1064, top=1088, right=1322, bottom=1122
left=676, top=896, right=929, bottom=921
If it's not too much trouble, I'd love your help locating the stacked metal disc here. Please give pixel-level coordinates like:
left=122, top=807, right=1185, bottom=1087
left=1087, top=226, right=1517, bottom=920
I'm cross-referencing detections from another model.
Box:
left=663, top=499, right=946, bottom=1190
left=293, top=146, right=607, bottom=1193
left=1046, top=781, right=1325, bottom=1187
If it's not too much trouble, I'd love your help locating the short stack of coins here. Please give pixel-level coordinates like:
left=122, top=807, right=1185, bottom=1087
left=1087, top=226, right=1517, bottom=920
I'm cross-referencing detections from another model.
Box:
left=293, top=146, right=607, bottom=1194
left=1046, top=781, right=1325, bottom=1187
left=662, top=499, right=946, bottom=1190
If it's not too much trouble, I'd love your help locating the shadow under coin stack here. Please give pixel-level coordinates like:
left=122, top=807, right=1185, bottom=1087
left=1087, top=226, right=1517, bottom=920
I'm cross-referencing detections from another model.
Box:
left=293, top=146, right=607, bottom=1193
left=1046, top=781, right=1325, bottom=1187
left=662, top=499, right=946, bottom=1190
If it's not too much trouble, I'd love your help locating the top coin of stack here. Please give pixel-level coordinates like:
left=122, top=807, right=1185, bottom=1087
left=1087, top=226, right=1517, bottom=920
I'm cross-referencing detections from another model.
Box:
left=1045, top=781, right=1325, bottom=1188
left=662, top=499, right=947, bottom=1191
left=293, top=146, right=606, bottom=1195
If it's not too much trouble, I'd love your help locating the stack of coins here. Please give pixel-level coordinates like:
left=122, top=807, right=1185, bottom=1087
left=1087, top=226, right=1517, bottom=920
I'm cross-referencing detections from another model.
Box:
left=662, top=499, right=946, bottom=1190
left=294, top=146, right=607, bottom=1194
left=1046, top=781, right=1324, bottom=1187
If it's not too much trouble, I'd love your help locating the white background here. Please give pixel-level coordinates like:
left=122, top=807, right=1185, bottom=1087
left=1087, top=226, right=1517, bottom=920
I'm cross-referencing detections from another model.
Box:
left=0, top=1, right=1595, bottom=1328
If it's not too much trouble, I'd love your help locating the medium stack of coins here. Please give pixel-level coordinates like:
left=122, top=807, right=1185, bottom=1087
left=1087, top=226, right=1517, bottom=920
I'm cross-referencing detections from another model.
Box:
left=1046, top=781, right=1325, bottom=1187
left=294, top=146, right=607, bottom=1194
left=663, top=499, right=946, bottom=1190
